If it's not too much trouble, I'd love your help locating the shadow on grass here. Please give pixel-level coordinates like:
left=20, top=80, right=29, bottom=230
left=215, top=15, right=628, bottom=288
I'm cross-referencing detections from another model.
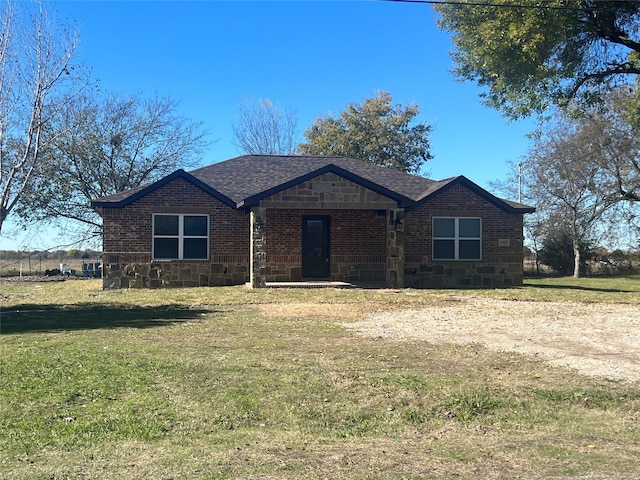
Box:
left=524, top=283, right=634, bottom=294
left=0, top=303, right=212, bottom=334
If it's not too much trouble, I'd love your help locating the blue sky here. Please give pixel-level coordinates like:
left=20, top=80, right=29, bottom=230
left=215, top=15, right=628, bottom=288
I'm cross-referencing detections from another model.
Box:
left=1, top=0, right=536, bottom=251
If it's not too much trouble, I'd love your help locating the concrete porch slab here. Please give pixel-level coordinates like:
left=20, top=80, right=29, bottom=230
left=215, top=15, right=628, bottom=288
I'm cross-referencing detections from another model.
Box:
left=245, top=281, right=352, bottom=289
left=245, top=281, right=388, bottom=289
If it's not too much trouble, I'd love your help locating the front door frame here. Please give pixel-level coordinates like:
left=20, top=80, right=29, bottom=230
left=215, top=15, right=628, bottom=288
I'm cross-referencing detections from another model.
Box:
left=301, top=215, right=331, bottom=278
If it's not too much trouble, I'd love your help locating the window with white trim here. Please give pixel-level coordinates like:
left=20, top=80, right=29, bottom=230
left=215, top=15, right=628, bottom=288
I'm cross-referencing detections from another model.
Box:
left=433, top=217, right=481, bottom=261
left=153, top=214, right=209, bottom=260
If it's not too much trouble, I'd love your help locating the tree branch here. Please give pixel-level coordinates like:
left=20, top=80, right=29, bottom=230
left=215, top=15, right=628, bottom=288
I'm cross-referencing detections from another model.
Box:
left=570, top=63, right=640, bottom=98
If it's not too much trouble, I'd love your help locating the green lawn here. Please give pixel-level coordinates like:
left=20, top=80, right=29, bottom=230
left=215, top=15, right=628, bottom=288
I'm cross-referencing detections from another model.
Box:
left=0, top=277, right=638, bottom=479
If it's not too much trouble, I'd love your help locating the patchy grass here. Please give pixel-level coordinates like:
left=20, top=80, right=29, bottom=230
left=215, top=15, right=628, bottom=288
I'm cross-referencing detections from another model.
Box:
left=0, top=277, right=638, bottom=479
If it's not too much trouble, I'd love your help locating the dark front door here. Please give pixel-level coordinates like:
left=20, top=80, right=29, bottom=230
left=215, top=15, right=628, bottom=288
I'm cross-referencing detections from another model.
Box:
left=302, top=216, right=330, bottom=278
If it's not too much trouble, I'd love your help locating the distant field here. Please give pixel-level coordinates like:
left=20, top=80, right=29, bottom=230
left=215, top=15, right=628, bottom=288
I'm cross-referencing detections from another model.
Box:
left=0, top=276, right=638, bottom=479
left=0, top=257, right=101, bottom=276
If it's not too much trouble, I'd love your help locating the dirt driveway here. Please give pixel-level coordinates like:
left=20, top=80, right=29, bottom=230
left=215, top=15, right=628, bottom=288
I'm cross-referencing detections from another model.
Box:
left=345, top=296, right=640, bottom=383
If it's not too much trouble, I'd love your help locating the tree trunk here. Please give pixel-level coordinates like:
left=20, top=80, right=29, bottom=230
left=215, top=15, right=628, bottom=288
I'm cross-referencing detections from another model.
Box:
left=0, top=207, right=6, bottom=235
left=573, top=239, right=581, bottom=278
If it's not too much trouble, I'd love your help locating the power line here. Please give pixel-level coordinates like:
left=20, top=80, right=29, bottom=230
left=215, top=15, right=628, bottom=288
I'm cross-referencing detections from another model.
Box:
left=384, top=0, right=640, bottom=12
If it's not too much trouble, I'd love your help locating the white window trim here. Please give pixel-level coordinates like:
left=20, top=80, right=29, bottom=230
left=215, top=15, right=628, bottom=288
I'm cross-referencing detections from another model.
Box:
left=432, top=217, right=482, bottom=261
left=152, top=213, right=209, bottom=260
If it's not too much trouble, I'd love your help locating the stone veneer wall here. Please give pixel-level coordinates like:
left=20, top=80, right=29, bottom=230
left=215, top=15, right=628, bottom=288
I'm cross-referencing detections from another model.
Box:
left=259, top=173, right=399, bottom=210
left=102, top=256, right=249, bottom=289
left=403, top=184, right=525, bottom=288
left=99, top=177, right=250, bottom=289
left=403, top=260, right=524, bottom=288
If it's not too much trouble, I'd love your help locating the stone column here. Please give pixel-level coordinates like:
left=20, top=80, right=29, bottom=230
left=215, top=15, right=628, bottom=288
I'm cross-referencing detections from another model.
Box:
left=250, top=207, right=267, bottom=288
left=386, top=209, right=405, bottom=288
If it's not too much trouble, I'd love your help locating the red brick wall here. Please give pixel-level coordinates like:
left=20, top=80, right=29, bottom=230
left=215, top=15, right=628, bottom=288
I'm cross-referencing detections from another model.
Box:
left=403, top=184, right=525, bottom=287
left=265, top=209, right=387, bottom=282
left=405, top=184, right=523, bottom=259
left=266, top=209, right=303, bottom=262
left=99, top=178, right=249, bottom=288
left=266, top=210, right=386, bottom=256
left=101, top=177, right=248, bottom=258
left=333, top=210, right=387, bottom=259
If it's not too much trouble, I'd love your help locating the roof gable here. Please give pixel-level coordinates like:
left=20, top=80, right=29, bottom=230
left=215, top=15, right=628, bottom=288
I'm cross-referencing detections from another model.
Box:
left=415, top=175, right=536, bottom=214
left=239, top=162, right=414, bottom=208
left=90, top=169, right=236, bottom=209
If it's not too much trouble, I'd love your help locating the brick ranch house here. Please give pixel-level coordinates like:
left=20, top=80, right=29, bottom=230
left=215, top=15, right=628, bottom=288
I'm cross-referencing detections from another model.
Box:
left=91, top=155, right=535, bottom=289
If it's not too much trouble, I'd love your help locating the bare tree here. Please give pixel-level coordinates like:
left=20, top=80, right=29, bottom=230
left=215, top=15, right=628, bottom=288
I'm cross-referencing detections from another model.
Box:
left=232, top=98, right=298, bottom=155
left=0, top=1, right=82, bottom=234
left=523, top=122, right=617, bottom=278
left=17, top=91, right=210, bottom=238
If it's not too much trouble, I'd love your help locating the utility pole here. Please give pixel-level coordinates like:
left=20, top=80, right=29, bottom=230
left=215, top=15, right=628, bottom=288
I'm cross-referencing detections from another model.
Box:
left=518, top=162, right=522, bottom=204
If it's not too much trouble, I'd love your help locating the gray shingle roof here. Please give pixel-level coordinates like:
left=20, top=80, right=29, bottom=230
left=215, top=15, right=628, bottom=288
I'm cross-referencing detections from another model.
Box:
left=187, top=155, right=436, bottom=204
left=91, top=155, right=535, bottom=213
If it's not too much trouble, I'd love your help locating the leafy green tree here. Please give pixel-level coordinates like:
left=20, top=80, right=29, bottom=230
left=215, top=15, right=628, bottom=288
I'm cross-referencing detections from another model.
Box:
left=435, top=0, right=640, bottom=119
left=582, top=87, right=640, bottom=202
left=17, top=91, right=209, bottom=237
left=298, top=91, right=433, bottom=174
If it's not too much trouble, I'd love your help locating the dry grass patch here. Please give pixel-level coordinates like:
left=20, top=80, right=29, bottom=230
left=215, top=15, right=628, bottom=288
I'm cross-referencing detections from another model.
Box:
left=257, top=301, right=381, bottom=321
left=346, top=296, right=640, bottom=382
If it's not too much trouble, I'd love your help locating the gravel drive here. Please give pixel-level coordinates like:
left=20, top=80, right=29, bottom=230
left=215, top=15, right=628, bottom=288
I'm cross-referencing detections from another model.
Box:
left=345, top=296, right=640, bottom=383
